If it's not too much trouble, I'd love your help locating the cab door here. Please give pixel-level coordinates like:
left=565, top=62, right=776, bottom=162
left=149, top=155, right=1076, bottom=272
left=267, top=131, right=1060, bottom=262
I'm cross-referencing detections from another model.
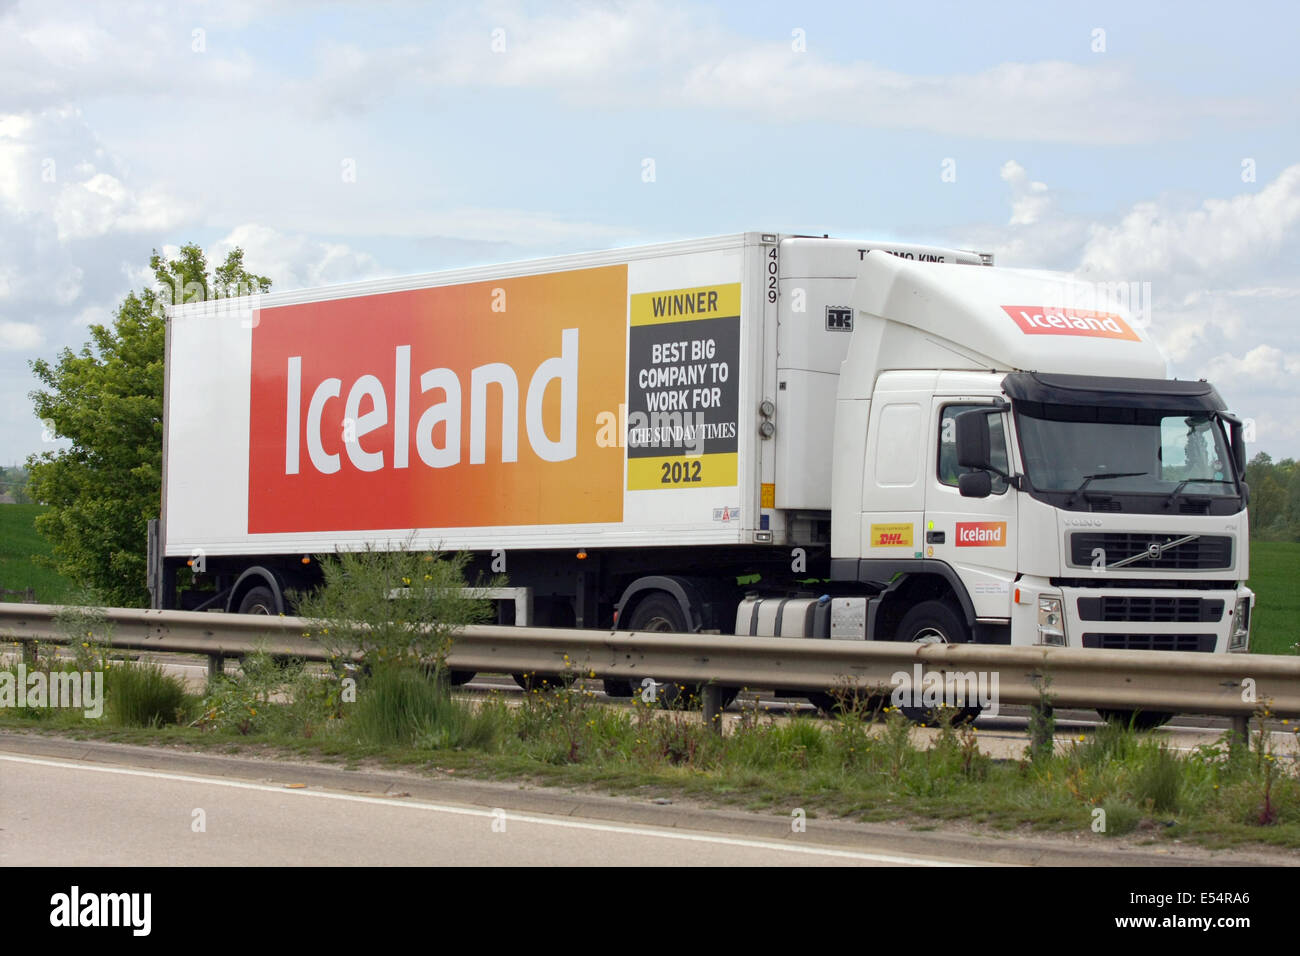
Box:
left=924, top=398, right=1018, bottom=620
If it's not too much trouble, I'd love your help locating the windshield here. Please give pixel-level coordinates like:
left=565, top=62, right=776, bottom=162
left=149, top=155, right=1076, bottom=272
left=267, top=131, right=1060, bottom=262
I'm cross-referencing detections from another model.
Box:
left=1015, top=404, right=1238, bottom=497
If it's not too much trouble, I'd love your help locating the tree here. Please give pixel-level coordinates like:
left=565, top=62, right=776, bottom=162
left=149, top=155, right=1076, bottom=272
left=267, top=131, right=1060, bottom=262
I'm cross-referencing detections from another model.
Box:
left=26, top=244, right=270, bottom=606
left=1243, top=451, right=1300, bottom=541
left=1, top=466, right=33, bottom=504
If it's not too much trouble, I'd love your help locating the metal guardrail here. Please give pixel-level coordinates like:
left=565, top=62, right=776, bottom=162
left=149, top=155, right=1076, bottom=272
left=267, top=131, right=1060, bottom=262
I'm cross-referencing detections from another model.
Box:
left=2, top=604, right=1298, bottom=725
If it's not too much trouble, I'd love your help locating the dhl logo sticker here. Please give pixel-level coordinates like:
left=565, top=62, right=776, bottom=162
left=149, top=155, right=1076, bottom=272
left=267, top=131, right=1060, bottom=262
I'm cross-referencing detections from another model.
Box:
left=870, top=523, right=913, bottom=548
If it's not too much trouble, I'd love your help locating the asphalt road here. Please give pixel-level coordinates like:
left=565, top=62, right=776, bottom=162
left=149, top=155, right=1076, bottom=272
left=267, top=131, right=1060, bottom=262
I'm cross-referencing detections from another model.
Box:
left=2, top=735, right=1293, bottom=867
left=0, top=747, right=961, bottom=866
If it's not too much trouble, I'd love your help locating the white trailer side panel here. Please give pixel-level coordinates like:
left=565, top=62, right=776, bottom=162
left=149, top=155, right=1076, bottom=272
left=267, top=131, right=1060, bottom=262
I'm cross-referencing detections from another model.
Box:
left=164, top=236, right=761, bottom=558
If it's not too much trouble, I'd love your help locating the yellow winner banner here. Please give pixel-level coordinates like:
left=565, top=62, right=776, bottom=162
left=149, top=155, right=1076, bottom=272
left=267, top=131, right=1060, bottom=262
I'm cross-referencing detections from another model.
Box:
left=627, top=453, right=738, bottom=491
left=631, top=283, right=741, bottom=327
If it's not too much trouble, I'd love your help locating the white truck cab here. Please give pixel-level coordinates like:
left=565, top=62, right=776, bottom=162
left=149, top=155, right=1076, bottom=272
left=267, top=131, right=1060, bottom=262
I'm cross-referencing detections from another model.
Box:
left=820, top=252, right=1253, bottom=655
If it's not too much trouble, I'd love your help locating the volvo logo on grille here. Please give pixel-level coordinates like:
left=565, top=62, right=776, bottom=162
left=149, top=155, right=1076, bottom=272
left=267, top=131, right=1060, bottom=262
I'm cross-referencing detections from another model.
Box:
left=1106, top=534, right=1201, bottom=570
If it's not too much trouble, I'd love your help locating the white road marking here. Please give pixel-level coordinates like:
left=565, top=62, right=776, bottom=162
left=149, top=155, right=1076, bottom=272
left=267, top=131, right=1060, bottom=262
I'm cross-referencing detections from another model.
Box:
left=0, top=753, right=972, bottom=866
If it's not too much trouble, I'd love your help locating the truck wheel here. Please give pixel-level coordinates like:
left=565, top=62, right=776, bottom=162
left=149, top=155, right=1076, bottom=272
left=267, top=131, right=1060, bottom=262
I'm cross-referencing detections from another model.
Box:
left=237, top=586, right=278, bottom=615
left=602, top=676, right=635, bottom=698
left=807, top=690, right=888, bottom=718
left=513, top=672, right=573, bottom=692
left=894, top=600, right=981, bottom=726
left=448, top=670, right=476, bottom=686
left=606, top=595, right=738, bottom=711
left=1097, top=709, right=1173, bottom=730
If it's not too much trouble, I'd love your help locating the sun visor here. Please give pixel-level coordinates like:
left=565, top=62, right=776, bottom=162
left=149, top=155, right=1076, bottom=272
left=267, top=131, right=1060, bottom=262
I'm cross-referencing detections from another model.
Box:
left=1003, top=371, right=1225, bottom=411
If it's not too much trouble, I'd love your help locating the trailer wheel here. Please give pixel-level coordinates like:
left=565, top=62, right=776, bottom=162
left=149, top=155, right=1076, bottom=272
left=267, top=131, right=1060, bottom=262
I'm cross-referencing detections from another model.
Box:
left=512, top=672, right=573, bottom=692
left=807, top=690, right=888, bottom=718
left=237, top=586, right=278, bottom=615
left=893, top=600, right=981, bottom=726
left=605, top=595, right=738, bottom=711
left=1097, top=709, right=1173, bottom=730
left=601, top=676, right=636, bottom=698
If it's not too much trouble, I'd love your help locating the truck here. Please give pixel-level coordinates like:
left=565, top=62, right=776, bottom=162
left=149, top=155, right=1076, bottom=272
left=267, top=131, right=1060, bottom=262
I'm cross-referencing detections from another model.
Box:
left=152, top=232, right=1254, bottom=721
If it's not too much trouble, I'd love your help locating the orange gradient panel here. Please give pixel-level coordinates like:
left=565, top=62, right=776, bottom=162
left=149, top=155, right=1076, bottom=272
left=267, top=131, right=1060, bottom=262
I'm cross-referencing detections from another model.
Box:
left=248, top=266, right=627, bottom=532
left=1001, top=305, right=1140, bottom=341
left=955, top=521, right=1007, bottom=547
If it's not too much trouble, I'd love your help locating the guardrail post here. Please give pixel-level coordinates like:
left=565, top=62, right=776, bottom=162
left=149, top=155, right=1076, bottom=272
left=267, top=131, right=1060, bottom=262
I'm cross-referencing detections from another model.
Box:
left=207, top=654, right=223, bottom=682
left=702, top=684, right=724, bottom=735
left=1229, top=714, right=1250, bottom=755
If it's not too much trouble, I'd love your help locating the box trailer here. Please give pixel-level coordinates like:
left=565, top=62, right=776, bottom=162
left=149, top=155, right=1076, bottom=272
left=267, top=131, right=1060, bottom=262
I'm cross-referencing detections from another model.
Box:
left=154, top=232, right=1254, bottom=717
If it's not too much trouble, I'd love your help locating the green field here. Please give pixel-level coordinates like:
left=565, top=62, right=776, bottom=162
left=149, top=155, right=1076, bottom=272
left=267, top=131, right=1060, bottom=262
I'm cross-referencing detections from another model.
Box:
left=0, top=504, right=1296, bottom=653
left=0, top=504, right=75, bottom=604
left=1246, top=540, right=1299, bottom=655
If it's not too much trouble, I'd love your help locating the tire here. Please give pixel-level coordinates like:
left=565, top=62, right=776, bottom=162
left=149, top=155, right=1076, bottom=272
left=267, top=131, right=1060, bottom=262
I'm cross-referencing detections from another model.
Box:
left=806, top=690, right=888, bottom=718
left=513, top=672, right=572, bottom=692
left=605, top=594, right=738, bottom=711
left=1098, top=709, right=1174, bottom=730
left=237, top=585, right=278, bottom=615
left=893, top=600, right=982, bottom=726
left=601, top=677, right=636, bottom=698
left=448, top=670, right=476, bottom=686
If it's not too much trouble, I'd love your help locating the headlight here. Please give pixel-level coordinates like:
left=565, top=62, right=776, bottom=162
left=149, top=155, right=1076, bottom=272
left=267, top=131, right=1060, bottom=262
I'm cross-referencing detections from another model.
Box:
left=1037, top=596, right=1067, bottom=646
left=1229, top=597, right=1251, bottom=651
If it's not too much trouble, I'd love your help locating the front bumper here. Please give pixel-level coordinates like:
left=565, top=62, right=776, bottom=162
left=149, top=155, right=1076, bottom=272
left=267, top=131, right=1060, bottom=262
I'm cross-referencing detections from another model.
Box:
left=1010, top=578, right=1254, bottom=653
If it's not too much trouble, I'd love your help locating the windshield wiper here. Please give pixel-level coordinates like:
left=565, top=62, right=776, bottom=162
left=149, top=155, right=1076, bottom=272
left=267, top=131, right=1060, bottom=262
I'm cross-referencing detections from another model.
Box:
left=1166, top=478, right=1191, bottom=505
left=1071, top=472, right=1148, bottom=497
left=1166, top=478, right=1236, bottom=506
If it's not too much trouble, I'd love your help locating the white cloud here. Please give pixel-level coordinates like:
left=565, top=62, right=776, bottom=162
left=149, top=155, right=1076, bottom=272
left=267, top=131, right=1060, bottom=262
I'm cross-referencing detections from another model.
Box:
left=268, top=204, right=637, bottom=249
left=1201, top=345, right=1300, bottom=392
left=52, top=265, right=82, bottom=305
left=49, top=170, right=188, bottom=241
left=259, top=2, right=1267, bottom=144
left=1000, top=160, right=1052, bottom=226
left=963, top=162, right=1089, bottom=270
left=0, top=320, right=44, bottom=350
left=0, top=108, right=189, bottom=240
left=0, top=2, right=258, bottom=111
left=71, top=304, right=110, bottom=327
left=676, top=53, right=1177, bottom=144
left=209, top=224, right=387, bottom=293
left=1079, top=164, right=1300, bottom=277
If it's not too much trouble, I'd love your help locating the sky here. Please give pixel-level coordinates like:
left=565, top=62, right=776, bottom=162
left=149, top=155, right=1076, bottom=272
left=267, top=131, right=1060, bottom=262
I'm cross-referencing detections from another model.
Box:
left=1, top=0, right=1298, bottom=466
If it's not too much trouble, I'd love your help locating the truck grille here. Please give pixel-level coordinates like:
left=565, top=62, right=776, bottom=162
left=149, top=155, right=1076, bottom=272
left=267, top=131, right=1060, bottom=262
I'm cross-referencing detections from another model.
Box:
left=1069, top=533, right=1232, bottom=570
left=1081, top=633, right=1217, bottom=652
left=1076, top=596, right=1224, bottom=623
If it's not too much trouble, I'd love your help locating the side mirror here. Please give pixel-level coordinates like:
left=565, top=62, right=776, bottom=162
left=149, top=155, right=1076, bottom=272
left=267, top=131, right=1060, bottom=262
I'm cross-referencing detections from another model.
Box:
left=955, top=408, right=994, bottom=470
left=1221, top=412, right=1247, bottom=475
left=958, top=471, right=992, bottom=498
left=1231, top=424, right=1247, bottom=475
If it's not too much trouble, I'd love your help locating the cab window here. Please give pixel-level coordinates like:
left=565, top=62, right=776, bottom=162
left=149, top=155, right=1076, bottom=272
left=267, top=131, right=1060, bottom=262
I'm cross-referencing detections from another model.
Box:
left=938, top=404, right=1008, bottom=493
